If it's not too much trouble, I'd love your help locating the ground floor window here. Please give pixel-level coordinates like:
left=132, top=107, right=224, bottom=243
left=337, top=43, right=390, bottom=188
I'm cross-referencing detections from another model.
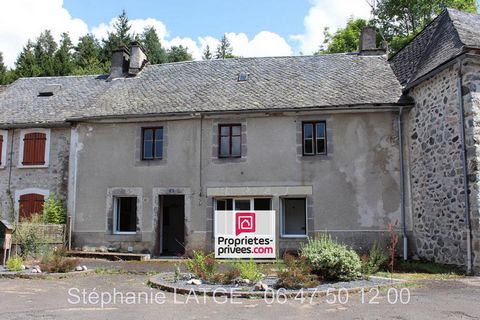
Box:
left=282, top=198, right=307, bottom=237
left=215, top=198, right=271, bottom=211
left=19, top=193, right=45, bottom=221
left=114, top=197, right=137, bottom=234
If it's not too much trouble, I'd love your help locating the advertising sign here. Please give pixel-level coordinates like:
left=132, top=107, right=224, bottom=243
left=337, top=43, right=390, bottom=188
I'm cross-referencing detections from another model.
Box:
left=214, top=210, right=276, bottom=258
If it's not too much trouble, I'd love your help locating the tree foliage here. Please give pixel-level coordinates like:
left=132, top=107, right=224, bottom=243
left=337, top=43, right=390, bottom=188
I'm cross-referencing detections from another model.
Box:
left=316, top=18, right=369, bottom=54
left=139, top=26, right=167, bottom=64
left=167, top=45, right=193, bottom=63
left=215, top=34, right=235, bottom=59
left=202, top=44, right=213, bottom=60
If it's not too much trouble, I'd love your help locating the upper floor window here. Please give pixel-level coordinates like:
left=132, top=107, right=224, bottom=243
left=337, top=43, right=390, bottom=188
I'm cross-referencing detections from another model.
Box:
left=302, top=121, right=326, bottom=156
left=19, top=129, right=50, bottom=167
left=219, top=124, right=241, bottom=158
left=142, top=127, right=163, bottom=160
left=0, top=130, right=6, bottom=168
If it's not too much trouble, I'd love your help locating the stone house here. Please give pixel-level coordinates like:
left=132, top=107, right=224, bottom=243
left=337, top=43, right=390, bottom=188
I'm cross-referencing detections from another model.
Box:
left=0, top=8, right=479, bottom=272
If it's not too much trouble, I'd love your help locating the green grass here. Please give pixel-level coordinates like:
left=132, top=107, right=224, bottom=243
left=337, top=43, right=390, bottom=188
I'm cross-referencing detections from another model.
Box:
left=376, top=259, right=464, bottom=281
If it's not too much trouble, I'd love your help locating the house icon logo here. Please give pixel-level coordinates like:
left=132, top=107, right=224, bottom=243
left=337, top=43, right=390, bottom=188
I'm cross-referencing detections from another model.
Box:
left=235, top=212, right=256, bottom=236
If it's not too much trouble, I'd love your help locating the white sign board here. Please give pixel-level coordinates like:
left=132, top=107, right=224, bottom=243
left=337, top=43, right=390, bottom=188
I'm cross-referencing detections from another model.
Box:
left=214, top=210, right=276, bottom=258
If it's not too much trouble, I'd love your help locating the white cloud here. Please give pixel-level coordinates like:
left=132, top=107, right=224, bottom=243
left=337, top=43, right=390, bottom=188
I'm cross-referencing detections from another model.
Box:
left=0, top=0, right=88, bottom=68
left=291, top=0, right=372, bottom=54
left=227, top=31, right=293, bottom=57
left=92, top=17, right=168, bottom=42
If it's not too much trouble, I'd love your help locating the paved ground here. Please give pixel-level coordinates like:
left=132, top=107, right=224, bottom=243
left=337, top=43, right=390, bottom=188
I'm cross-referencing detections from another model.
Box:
left=0, top=272, right=479, bottom=320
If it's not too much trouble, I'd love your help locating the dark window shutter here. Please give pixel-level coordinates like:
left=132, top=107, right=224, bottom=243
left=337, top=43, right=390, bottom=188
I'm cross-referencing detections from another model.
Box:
left=19, top=193, right=45, bottom=221
left=23, top=132, right=46, bottom=165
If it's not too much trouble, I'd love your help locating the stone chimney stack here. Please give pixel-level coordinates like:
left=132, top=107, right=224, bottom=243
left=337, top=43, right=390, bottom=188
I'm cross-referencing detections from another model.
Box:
left=128, top=41, right=148, bottom=76
left=359, top=27, right=386, bottom=56
left=109, top=46, right=130, bottom=80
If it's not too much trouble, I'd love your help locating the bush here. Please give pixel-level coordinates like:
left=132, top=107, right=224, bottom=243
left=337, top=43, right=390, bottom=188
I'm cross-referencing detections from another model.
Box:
left=301, top=235, right=362, bottom=281
left=14, top=214, right=51, bottom=258
left=43, top=197, right=66, bottom=224
left=361, top=242, right=389, bottom=275
left=276, top=254, right=319, bottom=289
left=230, top=259, right=263, bottom=282
left=185, top=250, right=218, bottom=281
left=6, top=256, right=23, bottom=271
left=39, top=248, right=79, bottom=273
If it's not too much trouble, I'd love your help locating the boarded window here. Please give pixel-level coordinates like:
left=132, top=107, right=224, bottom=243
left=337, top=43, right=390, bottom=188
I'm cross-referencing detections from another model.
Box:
left=142, top=127, right=163, bottom=160
left=219, top=124, right=241, bottom=158
left=23, top=132, right=47, bottom=165
left=0, top=134, right=3, bottom=166
left=282, top=198, right=307, bottom=236
left=114, top=197, right=137, bottom=233
left=19, top=193, right=45, bottom=221
left=302, top=121, right=326, bottom=155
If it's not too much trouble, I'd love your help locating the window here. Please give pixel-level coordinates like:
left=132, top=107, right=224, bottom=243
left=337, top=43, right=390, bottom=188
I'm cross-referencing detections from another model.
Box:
left=303, top=121, right=326, bottom=155
left=114, top=197, right=137, bottom=234
left=219, top=124, right=241, bottom=158
left=19, top=129, right=50, bottom=167
left=142, top=127, right=163, bottom=160
left=215, top=198, right=271, bottom=211
left=19, top=193, right=45, bottom=221
left=282, top=198, right=307, bottom=237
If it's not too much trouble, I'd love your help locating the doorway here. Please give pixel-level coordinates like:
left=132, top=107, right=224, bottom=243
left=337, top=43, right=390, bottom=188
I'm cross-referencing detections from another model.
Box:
left=158, top=195, right=185, bottom=256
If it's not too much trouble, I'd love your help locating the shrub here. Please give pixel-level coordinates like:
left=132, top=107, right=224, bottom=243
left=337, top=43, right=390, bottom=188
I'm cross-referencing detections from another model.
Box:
left=361, top=242, right=389, bottom=275
left=6, top=256, right=23, bottom=271
left=230, top=259, right=263, bottom=282
left=39, top=248, right=79, bottom=273
left=14, top=214, right=51, bottom=258
left=301, top=235, right=362, bottom=281
left=43, top=197, right=66, bottom=224
left=185, top=250, right=218, bottom=281
left=276, top=254, right=319, bottom=289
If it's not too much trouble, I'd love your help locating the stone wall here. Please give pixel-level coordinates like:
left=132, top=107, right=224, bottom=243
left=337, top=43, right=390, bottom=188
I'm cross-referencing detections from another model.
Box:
left=461, top=55, right=480, bottom=272
left=0, top=127, right=70, bottom=221
left=408, top=64, right=469, bottom=266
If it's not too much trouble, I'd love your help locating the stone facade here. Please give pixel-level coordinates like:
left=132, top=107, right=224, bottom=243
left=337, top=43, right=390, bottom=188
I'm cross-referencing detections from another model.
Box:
left=407, top=64, right=469, bottom=266
left=0, top=127, right=70, bottom=221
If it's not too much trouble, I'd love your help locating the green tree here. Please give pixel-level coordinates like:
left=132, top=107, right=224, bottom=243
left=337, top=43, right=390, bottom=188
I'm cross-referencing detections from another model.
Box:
left=139, top=26, right=167, bottom=64
left=101, top=10, right=133, bottom=63
left=73, top=34, right=107, bottom=74
left=215, top=34, right=235, bottom=59
left=202, top=44, right=213, bottom=60
left=54, top=33, right=74, bottom=76
left=375, top=0, right=477, bottom=53
left=166, top=45, right=193, bottom=62
left=33, top=30, right=58, bottom=76
left=316, top=18, right=369, bottom=54
left=15, top=40, right=41, bottom=77
left=0, top=52, right=6, bottom=84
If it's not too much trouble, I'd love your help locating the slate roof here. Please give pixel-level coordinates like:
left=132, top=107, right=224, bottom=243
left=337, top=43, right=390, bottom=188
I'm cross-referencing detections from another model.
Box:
left=0, top=85, right=7, bottom=95
left=0, top=75, right=109, bottom=126
left=390, top=9, right=480, bottom=87
left=76, top=55, right=404, bottom=120
left=0, top=54, right=404, bottom=125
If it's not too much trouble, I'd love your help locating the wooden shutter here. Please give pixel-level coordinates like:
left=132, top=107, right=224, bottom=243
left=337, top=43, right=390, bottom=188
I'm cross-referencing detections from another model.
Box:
left=19, top=193, right=45, bottom=221
left=23, top=132, right=46, bottom=165
left=0, top=134, right=3, bottom=166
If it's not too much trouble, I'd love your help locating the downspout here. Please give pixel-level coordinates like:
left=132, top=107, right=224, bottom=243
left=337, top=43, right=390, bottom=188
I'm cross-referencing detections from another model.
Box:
left=456, top=60, right=473, bottom=275
left=398, top=107, right=408, bottom=260
left=198, top=114, right=204, bottom=204
left=6, top=129, right=15, bottom=222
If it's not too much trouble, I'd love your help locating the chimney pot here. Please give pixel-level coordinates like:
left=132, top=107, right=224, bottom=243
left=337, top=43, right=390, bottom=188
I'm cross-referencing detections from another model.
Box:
left=128, top=41, right=148, bottom=76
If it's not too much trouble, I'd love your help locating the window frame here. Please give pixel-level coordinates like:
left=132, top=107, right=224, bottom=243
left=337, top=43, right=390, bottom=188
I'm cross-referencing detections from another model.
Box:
left=218, top=124, right=242, bottom=158
left=18, top=128, right=50, bottom=168
left=214, top=197, right=272, bottom=211
left=0, top=130, right=7, bottom=169
left=302, top=121, right=327, bottom=156
left=281, top=197, right=308, bottom=238
left=141, top=127, right=164, bottom=160
left=14, top=188, right=49, bottom=223
left=113, top=196, right=138, bottom=235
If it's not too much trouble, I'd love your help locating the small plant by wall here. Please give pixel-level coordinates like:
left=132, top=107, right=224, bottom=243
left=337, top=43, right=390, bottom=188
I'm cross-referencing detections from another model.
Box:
left=42, top=197, right=66, bottom=224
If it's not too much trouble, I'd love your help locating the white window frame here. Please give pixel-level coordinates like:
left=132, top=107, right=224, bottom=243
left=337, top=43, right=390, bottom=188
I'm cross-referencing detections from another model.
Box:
left=14, top=188, right=50, bottom=222
left=113, top=196, right=138, bottom=235
left=18, top=128, right=51, bottom=168
left=0, top=130, right=8, bottom=169
left=281, top=197, right=308, bottom=238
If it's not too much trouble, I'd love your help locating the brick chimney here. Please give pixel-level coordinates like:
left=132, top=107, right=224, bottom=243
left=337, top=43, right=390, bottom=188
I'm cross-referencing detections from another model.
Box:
left=109, top=46, right=130, bottom=80
left=359, top=27, right=386, bottom=56
left=128, top=41, right=148, bottom=76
